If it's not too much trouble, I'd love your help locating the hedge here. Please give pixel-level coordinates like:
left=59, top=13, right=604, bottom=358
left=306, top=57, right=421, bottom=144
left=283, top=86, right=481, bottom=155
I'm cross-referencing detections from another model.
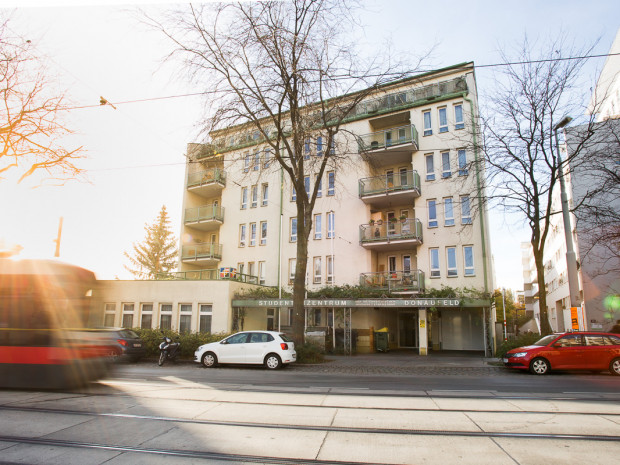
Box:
left=495, top=332, right=542, bottom=358
left=130, top=328, right=230, bottom=359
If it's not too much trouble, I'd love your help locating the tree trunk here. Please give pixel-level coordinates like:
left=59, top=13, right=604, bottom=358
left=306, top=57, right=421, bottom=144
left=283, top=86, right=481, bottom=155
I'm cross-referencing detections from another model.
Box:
left=291, top=206, right=312, bottom=346
left=533, top=248, right=552, bottom=335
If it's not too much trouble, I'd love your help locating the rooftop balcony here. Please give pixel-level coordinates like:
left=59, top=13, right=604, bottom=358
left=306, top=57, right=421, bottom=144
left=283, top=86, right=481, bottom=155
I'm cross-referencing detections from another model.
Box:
left=181, top=243, right=223, bottom=266
left=360, top=270, right=425, bottom=294
left=357, top=124, right=418, bottom=167
left=184, top=205, right=224, bottom=232
left=359, top=218, right=423, bottom=252
left=187, top=168, right=226, bottom=198
left=156, top=268, right=259, bottom=284
left=359, top=170, right=421, bottom=209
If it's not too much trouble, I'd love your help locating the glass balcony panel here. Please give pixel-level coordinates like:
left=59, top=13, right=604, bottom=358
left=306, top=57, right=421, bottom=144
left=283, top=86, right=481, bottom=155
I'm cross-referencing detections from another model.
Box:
left=184, top=205, right=224, bottom=223
left=359, top=218, right=423, bottom=244
left=359, top=170, right=420, bottom=197
left=357, top=124, right=418, bottom=153
left=359, top=270, right=425, bottom=293
left=181, top=243, right=223, bottom=261
left=187, top=168, right=227, bottom=188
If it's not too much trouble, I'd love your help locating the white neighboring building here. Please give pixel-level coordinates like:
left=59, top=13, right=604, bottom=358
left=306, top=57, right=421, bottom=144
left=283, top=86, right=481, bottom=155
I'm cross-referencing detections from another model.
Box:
left=589, top=28, right=620, bottom=122
left=95, top=63, right=496, bottom=354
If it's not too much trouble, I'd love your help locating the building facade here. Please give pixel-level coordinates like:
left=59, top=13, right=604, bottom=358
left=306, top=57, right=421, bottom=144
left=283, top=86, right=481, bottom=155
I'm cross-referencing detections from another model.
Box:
left=95, top=63, right=496, bottom=355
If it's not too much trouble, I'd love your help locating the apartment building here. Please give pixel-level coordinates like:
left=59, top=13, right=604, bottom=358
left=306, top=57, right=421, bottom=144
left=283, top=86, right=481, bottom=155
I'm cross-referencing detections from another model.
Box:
left=95, top=63, right=496, bottom=355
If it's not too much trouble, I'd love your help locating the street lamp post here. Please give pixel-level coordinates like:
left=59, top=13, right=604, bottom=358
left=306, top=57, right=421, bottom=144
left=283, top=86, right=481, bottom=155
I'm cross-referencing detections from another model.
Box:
left=553, top=116, right=581, bottom=327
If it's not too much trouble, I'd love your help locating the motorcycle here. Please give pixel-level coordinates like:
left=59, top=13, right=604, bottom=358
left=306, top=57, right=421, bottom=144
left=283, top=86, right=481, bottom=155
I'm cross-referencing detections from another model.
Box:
left=158, top=337, right=180, bottom=366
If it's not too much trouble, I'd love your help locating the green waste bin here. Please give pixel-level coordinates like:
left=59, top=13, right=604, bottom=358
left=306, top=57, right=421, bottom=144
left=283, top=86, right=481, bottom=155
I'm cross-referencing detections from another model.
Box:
left=374, top=331, right=389, bottom=352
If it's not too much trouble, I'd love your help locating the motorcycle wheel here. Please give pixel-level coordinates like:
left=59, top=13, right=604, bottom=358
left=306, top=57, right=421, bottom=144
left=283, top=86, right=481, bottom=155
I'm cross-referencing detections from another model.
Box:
left=158, top=352, right=166, bottom=366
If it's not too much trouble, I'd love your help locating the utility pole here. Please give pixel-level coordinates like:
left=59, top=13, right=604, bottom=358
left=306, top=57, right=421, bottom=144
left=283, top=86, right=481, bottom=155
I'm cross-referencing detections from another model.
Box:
left=53, top=217, right=63, bottom=257
left=502, top=287, right=507, bottom=341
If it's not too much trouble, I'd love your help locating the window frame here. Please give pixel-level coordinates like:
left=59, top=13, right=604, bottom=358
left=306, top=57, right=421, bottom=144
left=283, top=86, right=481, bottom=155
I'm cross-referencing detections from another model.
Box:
left=425, top=153, right=435, bottom=181
left=326, top=255, right=334, bottom=284
left=199, top=304, right=212, bottom=333
left=441, top=151, right=451, bottom=178
left=288, top=258, right=296, bottom=284
left=446, top=246, right=457, bottom=277
left=239, top=224, right=246, bottom=247
left=427, top=199, right=438, bottom=228
left=241, top=187, right=248, bottom=210
left=179, top=303, right=192, bottom=333
left=423, top=110, right=432, bottom=136
left=327, top=171, right=335, bottom=196
left=251, top=185, right=258, bottom=208
left=444, top=197, right=455, bottom=227
left=454, top=103, right=464, bottom=130
left=290, top=217, right=297, bottom=242
left=463, top=245, right=475, bottom=276
left=429, top=248, right=440, bottom=278
left=313, top=256, right=322, bottom=284
left=314, top=213, right=322, bottom=240
left=260, top=221, right=268, bottom=245
left=461, top=195, right=472, bottom=224
left=458, top=149, right=468, bottom=176
left=249, top=222, right=257, bottom=246
left=327, top=211, right=335, bottom=238
left=259, top=261, right=266, bottom=285
left=261, top=183, right=269, bottom=206
left=438, top=107, right=448, bottom=133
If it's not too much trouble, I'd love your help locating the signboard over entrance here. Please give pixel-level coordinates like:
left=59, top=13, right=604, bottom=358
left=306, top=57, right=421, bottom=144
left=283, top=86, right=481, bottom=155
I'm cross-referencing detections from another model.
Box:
left=232, top=298, right=463, bottom=308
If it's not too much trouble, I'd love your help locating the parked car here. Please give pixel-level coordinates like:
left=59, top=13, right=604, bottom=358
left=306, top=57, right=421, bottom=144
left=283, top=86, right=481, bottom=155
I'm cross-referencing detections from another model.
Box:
left=503, top=332, right=620, bottom=375
left=194, top=331, right=296, bottom=369
left=93, top=328, right=146, bottom=362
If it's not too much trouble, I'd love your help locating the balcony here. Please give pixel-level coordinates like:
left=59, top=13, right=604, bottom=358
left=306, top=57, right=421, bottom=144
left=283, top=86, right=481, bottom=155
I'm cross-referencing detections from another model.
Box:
left=184, top=205, right=224, bottom=231
left=156, top=268, right=259, bottom=284
left=360, top=270, right=425, bottom=294
left=181, top=243, right=223, bottom=266
left=187, top=168, right=226, bottom=198
left=360, top=218, right=423, bottom=251
left=359, top=170, right=421, bottom=209
left=357, top=124, right=418, bottom=167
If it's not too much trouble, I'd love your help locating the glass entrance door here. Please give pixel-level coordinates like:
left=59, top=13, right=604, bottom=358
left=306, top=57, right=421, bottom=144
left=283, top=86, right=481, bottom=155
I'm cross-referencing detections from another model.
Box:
left=398, top=311, right=418, bottom=348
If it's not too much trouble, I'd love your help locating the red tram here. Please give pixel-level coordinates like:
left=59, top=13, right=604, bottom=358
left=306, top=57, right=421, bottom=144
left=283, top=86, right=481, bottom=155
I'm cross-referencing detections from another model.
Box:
left=0, top=259, right=112, bottom=388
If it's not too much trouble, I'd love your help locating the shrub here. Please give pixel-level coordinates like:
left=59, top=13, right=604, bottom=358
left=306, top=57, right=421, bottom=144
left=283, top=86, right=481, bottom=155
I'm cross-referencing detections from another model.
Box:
left=295, top=343, right=325, bottom=364
left=131, top=328, right=230, bottom=358
left=495, top=332, right=541, bottom=358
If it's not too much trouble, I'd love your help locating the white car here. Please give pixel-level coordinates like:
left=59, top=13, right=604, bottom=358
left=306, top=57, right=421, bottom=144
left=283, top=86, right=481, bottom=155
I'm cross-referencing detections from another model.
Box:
left=194, top=331, right=296, bottom=369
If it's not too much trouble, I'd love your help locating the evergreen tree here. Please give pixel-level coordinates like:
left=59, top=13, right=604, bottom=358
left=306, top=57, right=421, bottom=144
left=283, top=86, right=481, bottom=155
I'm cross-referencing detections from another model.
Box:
left=124, top=206, right=178, bottom=279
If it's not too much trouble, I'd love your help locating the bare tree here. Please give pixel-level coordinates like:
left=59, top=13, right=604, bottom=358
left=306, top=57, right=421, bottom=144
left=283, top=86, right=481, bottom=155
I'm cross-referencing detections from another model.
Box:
left=479, top=37, right=598, bottom=335
left=145, top=1, right=423, bottom=343
left=0, top=14, right=84, bottom=184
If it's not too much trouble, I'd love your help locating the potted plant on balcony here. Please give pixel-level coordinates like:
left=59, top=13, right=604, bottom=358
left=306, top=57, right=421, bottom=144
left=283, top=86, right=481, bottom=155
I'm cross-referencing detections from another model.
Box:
left=399, top=215, right=407, bottom=222
left=368, top=219, right=375, bottom=226
left=389, top=217, right=397, bottom=224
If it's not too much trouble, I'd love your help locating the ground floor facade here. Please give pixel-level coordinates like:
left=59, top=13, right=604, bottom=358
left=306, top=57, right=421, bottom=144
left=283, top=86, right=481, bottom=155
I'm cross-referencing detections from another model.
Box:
left=93, top=280, right=496, bottom=356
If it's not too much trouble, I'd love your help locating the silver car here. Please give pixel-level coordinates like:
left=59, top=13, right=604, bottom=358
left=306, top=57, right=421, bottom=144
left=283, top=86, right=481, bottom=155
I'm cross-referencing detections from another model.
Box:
left=194, top=331, right=296, bottom=369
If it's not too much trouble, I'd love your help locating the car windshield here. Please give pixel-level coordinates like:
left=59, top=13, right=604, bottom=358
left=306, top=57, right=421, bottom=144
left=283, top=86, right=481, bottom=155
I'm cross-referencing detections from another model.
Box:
left=119, top=329, right=139, bottom=338
left=279, top=334, right=293, bottom=342
left=533, top=334, right=557, bottom=346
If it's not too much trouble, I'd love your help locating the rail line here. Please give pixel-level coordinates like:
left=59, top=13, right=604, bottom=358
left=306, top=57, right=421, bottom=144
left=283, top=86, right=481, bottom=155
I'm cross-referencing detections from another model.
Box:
left=1, top=405, right=619, bottom=442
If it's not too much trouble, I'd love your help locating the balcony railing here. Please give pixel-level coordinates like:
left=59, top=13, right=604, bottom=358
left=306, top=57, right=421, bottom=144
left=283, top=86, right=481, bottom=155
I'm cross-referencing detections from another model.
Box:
left=359, top=170, right=421, bottom=198
left=184, top=205, right=224, bottom=224
left=187, top=168, right=227, bottom=189
left=359, top=270, right=425, bottom=293
left=360, top=218, right=423, bottom=244
left=156, top=268, right=259, bottom=284
left=357, top=124, right=418, bottom=153
left=181, top=243, right=223, bottom=261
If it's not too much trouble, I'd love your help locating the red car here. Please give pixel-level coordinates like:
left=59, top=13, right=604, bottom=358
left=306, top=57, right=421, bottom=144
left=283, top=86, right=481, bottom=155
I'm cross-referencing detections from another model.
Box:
left=503, top=332, right=620, bottom=375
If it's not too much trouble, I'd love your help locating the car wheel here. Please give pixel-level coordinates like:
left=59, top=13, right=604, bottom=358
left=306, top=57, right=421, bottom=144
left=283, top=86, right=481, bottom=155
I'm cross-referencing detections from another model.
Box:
left=264, top=353, right=282, bottom=370
left=158, top=352, right=166, bottom=366
left=529, top=357, right=550, bottom=375
left=202, top=352, right=218, bottom=368
left=610, top=358, right=620, bottom=376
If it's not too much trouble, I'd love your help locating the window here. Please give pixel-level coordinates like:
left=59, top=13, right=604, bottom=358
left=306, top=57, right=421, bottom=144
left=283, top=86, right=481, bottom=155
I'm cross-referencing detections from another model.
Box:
left=314, top=214, right=322, bottom=240
left=104, top=303, right=116, bottom=327
left=316, top=175, right=322, bottom=197
left=430, top=248, right=440, bottom=278
left=239, top=224, right=246, bottom=247
left=423, top=110, right=432, bottom=136
left=454, top=104, right=464, bottom=130
left=288, top=258, right=296, bottom=284
left=444, top=197, right=454, bottom=226
left=237, top=262, right=244, bottom=275
left=316, top=136, right=323, bottom=156
left=253, top=150, right=260, bottom=171
left=461, top=196, right=472, bottom=224
left=241, top=187, right=248, bottom=210
left=327, top=255, right=334, bottom=284
left=251, top=185, right=258, bottom=208
left=141, top=303, right=153, bottom=329
left=243, top=152, right=250, bottom=172
left=446, top=247, right=457, bottom=277
left=403, top=255, right=411, bottom=273
left=160, top=304, right=172, bottom=330
left=329, top=137, right=335, bottom=155
left=260, top=221, right=267, bottom=245
left=122, top=303, right=134, bottom=328
left=250, top=222, right=257, bottom=246
left=291, top=184, right=296, bottom=201
left=428, top=199, right=438, bottom=228
left=458, top=149, right=468, bottom=176
left=464, top=245, right=475, bottom=276
left=264, top=148, right=271, bottom=168
left=327, top=211, right=335, bottom=238
left=259, top=261, right=266, bottom=285
left=290, top=217, right=297, bottom=242
left=248, top=261, right=255, bottom=277
left=179, top=304, right=192, bottom=333
left=199, top=304, right=212, bottom=333
left=425, top=154, right=435, bottom=181
left=304, top=139, right=310, bottom=159
left=438, top=107, right=448, bottom=133
left=399, top=167, right=409, bottom=187
left=304, top=175, right=310, bottom=196
left=261, top=183, right=269, bottom=206
left=327, top=171, right=335, bottom=196
left=388, top=256, right=397, bottom=273
left=441, top=151, right=451, bottom=178
left=266, top=310, right=275, bottom=331
left=313, top=256, right=322, bottom=283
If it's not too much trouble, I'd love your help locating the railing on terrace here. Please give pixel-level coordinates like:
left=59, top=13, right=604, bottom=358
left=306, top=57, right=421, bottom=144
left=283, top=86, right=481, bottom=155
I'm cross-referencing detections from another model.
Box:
left=156, top=269, right=259, bottom=284
left=181, top=243, right=223, bottom=261
left=184, top=205, right=224, bottom=223
left=357, top=124, right=419, bottom=153
left=359, top=270, right=425, bottom=293
left=350, top=77, right=467, bottom=120
left=187, top=168, right=227, bottom=188
left=359, top=218, right=423, bottom=244
left=359, top=170, right=420, bottom=197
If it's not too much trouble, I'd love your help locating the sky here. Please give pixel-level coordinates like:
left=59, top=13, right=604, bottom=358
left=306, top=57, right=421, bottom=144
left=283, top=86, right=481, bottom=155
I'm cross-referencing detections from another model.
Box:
left=1, top=1, right=618, bottom=293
